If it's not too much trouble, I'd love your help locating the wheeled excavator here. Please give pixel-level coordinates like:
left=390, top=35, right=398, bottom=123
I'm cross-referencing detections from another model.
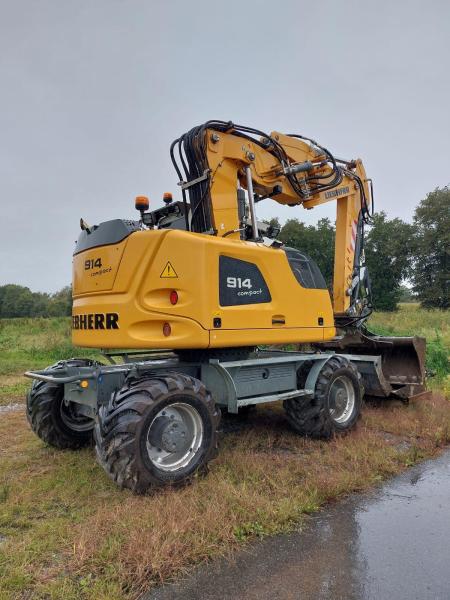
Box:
left=25, top=121, right=426, bottom=492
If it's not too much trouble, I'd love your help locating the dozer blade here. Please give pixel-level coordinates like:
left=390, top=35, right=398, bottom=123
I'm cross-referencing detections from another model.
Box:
left=318, top=329, right=427, bottom=400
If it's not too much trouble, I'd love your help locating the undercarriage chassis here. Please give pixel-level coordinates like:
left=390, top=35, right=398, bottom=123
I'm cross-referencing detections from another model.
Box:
left=24, top=343, right=426, bottom=492
left=24, top=343, right=426, bottom=420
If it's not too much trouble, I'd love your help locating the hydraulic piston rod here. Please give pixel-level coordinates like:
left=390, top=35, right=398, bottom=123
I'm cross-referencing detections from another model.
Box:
left=245, top=166, right=259, bottom=241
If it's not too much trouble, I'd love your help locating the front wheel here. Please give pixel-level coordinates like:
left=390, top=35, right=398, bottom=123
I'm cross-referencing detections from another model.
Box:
left=283, top=356, right=363, bottom=438
left=94, top=372, right=220, bottom=493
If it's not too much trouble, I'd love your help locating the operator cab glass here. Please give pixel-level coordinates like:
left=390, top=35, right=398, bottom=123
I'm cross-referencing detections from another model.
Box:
left=284, top=247, right=327, bottom=290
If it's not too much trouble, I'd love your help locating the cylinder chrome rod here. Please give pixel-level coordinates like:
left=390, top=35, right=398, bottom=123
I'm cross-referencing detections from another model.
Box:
left=245, top=166, right=259, bottom=241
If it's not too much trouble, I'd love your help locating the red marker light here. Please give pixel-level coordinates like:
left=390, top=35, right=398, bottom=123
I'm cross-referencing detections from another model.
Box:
left=163, top=322, right=171, bottom=337
left=170, top=290, right=178, bottom=305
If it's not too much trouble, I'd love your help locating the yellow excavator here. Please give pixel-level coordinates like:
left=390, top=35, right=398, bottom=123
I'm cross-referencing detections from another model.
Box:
left=25, top=121, right=426, bottom=493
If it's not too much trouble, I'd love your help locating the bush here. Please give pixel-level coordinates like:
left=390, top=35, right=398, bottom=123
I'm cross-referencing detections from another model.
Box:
left=427, top=334, right=449, bottom=381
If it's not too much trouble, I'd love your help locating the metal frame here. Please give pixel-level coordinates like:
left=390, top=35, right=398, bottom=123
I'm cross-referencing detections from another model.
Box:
left=25, top=349, right=405, bottom=416
left=24, top=351, right=335, bottom=416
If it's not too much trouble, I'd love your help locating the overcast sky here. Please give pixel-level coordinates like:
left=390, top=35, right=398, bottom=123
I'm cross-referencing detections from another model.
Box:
left=1, top=0, right=449, bottom=292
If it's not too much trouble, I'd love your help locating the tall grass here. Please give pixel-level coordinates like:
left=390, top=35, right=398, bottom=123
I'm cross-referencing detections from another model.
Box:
left=0, top=317, right=99, bottom=376
left=369, top=303, right=449, bottom=384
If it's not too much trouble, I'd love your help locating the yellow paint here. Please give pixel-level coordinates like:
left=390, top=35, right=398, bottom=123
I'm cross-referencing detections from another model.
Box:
left=72, top=126, right=372, bottom=350
left=72, top=229, right=334, bottom=349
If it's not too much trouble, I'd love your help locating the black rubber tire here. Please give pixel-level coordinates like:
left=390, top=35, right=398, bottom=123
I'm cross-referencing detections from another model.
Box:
left=94, top=372, right=221, bottom=493
left=283, top=356, right=363, bottom=439
left=26, top=360, right=96, bottom=449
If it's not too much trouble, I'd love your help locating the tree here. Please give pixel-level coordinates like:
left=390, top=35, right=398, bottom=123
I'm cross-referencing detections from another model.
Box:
left=0, top=285, right=46, bottom=318
left=398, top=285, right=416, bottom=303
left=0, top=285, right=72, bottom=318
left=48, top=286, right=72, bottom=316
left=279, top=214, right=413, bottom=310
left=364, top=212, right=414, bottom=311
left=265, top=217, right=281, bottom=230
left=411, top=187, right=449, bottom=309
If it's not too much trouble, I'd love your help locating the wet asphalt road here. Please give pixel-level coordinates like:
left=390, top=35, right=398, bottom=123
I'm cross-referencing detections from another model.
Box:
left=147, top=449, right=450, bottom=600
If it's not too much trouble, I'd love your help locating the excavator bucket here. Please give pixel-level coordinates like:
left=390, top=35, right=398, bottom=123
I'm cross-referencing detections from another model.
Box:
left=319, top=329, right=427, bottom=401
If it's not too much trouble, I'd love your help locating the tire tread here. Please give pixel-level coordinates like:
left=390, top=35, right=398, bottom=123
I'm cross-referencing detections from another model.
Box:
left=94, top=372, right=220, bottom=493
left=284, top=356, right=363, bottom=439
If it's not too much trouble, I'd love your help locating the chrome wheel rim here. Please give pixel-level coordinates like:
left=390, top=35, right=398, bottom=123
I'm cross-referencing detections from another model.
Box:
left=146, top=402, right=204, bottom=472
left=60, top=400, right=94, bottom=432
left=328, top=376, right=355, bottom=424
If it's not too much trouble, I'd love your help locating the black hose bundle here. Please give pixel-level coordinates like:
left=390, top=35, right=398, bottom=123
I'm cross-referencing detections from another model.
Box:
left=170, top=121, right=221, bottom=233
left=286, top=133, right=344, bottom=195
left=170, top=121, right=374, bottom=233
left=170, top=120, right=342, bottom=233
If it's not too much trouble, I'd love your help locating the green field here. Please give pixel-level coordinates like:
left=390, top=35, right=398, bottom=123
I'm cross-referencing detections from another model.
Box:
left=0, top=306, right=449, bottom=599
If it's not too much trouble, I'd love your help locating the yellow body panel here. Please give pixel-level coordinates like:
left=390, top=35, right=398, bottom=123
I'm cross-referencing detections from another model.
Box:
left=72, top=229, right=335, bottom=349
left=73, top=241, right=129, bottom=294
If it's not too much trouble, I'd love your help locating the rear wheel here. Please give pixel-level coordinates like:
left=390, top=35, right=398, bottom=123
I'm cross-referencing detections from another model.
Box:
left=283, top=356, right=363, bottom=438
left=27, top=360, right=96, bottom=449
left=94, top=372, right=220, bottom=493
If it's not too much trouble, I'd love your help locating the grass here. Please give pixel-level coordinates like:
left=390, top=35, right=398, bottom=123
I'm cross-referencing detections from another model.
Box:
left=0, top=306, right=449, bottom=599
left=1, top=396, right=449, bottom=599
left=0, top=317, right=99, bottom=376
left=0, top=318, right=100, bottom=405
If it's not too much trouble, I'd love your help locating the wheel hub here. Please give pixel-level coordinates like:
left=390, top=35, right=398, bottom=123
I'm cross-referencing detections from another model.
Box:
left=335, top=389, right=346, bottom=410
left=329, top=376, right=355, bottom=424
left=146, top=403, right=204, bottom=472
left=60, top=399, right=94, bottom=432
left=149, top=416, right=189, bottom=453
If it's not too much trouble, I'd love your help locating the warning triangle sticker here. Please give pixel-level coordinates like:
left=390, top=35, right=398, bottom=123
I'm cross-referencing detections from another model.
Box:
left=160, top=261, right=178, bottom=278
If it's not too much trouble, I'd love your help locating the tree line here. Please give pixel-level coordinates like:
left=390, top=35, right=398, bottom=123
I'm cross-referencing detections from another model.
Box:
left=0, top=187, right=448, bottom=317
left=0, top=285, right=72, bottom=318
